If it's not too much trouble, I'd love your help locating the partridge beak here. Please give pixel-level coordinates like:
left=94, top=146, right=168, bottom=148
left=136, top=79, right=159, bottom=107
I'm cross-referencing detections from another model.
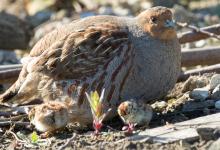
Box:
left=164, top=20, right=175, bottom=28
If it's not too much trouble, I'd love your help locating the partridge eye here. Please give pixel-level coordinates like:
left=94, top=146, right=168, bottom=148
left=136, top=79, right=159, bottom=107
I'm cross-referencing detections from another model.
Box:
left=150, top=17, right=157, bottom=24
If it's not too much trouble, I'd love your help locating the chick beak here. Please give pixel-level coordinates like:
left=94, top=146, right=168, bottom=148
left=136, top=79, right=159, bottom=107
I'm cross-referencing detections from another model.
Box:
left=164, top=20, right=175, bottom=28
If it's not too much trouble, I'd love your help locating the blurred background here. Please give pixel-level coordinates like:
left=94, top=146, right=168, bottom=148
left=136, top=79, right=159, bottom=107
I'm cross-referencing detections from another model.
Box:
left=0, top=0, right=220, bottom=91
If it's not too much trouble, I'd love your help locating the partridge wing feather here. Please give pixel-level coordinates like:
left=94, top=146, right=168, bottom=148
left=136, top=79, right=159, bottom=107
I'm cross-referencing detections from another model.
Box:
left=0, top=22, right=131, bottom=104
left=30, top=23, right=129, bottom=80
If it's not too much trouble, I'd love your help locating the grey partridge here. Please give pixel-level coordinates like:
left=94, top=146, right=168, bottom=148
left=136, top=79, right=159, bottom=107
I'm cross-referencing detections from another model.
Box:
left=1, top=6, right=181, bottom=128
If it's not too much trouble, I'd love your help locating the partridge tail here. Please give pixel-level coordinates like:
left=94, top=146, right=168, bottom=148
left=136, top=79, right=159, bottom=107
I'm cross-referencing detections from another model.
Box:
left=0, top=82, right=20, bottom=103
left=0, top=65, right=36, bottom=106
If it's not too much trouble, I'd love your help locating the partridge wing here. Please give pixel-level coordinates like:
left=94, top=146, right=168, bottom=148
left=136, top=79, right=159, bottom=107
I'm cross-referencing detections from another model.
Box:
left=0, top=23, right=131, bottom=105
left=29, top=23, right=130, bottom=80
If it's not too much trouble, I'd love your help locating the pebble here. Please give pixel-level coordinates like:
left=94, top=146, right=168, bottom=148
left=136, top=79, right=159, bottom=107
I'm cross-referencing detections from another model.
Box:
left=197, top=128, right=219, bottom=141
left=181, top=76, right=209, bottom=93
left=196, top=127, right=217, bottom=141
left=211, top=84, right=220, bottom=100
left=113, top=7, right=131, bottom=16
left=99, top=6, right=115, bottom=15
left=195, top=40, right=206, bottom=48
left=210, top=74, right=220, bottom=90
left=189, top=87, right=209, bottom=100
left=151, top=101, right=167, bottom=109
left=215, top=100, right=220, bottom=109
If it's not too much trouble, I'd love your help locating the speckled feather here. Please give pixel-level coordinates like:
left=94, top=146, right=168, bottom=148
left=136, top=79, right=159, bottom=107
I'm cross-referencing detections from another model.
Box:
left=118, top=100, right=153, bottom=126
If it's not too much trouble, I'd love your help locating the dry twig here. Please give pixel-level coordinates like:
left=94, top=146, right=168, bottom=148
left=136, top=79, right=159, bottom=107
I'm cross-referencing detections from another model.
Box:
left=0, top=68, right=21, bottom=83
left=177, top=22, right=220, bottom=40
left=0, top=114, right=27, bottom=122
left=178, top=23, right=220, bottom=44
left=178, top=63, right=220, bottom=82
left=58, top=133, right=76, bottom=150
left=0, top=104, right=31, bottom=117
left=0, top=64, right=22, bottom=71
left=7, top=130, right=26, bottom=143
left=0, top=121, right=29, bottom=127
left=182, top=46, right=220, bottom=67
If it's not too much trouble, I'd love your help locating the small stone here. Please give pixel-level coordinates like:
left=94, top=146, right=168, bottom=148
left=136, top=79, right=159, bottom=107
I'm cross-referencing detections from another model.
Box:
left=182, top=76, right=209, bottom=93
left=189, top=87, right=209, bottom=100
left=210, top=74, right=220, bottom=90
left=113, top=7, right=131, bottom=16
left=215, top=100, right=220, bottom=109
left=99, top=6, right=115, bottom=15
left=151, top=101, right=167, bottom=109
left=211, top=84, right=220, bottom=100
left=195, top=40, right=206, bottom=48
left=197, top=128, right=219, bottom=141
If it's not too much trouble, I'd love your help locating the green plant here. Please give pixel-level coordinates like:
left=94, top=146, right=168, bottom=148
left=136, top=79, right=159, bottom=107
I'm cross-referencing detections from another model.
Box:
left=85, top=89, right=111, bottom=135
left=31, top=131, right=39, bottom=143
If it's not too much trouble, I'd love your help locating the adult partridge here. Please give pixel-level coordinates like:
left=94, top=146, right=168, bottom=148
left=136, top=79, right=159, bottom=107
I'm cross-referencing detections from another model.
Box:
left=0, top=6, right=181, bottom=126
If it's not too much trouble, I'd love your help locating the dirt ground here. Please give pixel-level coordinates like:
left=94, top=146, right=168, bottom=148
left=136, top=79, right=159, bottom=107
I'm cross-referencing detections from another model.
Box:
left=0, top=119, right=216, bottom=150
left=0, top=78, right=219, bottom=150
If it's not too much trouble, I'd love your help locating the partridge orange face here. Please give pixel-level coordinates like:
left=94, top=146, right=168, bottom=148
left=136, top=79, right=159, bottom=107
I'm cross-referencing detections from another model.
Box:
left=137, top=7, right=176, bottom=40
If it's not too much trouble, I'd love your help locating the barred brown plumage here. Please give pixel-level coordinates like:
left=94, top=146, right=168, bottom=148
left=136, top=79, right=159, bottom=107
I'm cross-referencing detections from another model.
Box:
left=0, top=6, right=181, bottom=131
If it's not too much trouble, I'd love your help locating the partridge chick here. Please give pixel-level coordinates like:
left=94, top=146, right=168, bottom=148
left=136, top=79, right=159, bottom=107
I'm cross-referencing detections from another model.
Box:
left=118, top=99, right=153, bottom=132
left=28, top=101, right=69, bottom=136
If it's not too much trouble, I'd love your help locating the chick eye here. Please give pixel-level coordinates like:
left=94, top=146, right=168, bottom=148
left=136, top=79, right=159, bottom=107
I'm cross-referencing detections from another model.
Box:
left=150, top=17, right=157, bottom=24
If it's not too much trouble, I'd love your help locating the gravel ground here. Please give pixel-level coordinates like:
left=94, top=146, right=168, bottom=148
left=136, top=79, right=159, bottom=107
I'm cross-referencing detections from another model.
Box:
left=0, top=77, right=220, bottom=150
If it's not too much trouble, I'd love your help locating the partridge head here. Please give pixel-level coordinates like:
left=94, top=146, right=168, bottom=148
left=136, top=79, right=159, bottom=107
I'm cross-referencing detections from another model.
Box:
left=1, top=6, right=180, bottom=129
left=137, top=6, right=176, bottom=40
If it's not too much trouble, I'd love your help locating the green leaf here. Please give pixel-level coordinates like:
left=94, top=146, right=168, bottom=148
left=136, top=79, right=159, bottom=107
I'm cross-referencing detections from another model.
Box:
left=86, top=90, right=106, bottom=120
left=91, top=91, right=99, bottom=103
left=31, top=131, right=39, bottom=143
left=90, top=91, right=100, bottom=111
left=96, top=103, right=102, bottom=118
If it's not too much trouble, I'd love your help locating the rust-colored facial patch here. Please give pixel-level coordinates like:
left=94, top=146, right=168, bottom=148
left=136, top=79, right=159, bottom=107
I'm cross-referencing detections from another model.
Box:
left=137, top=7, right=177, bottom=40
